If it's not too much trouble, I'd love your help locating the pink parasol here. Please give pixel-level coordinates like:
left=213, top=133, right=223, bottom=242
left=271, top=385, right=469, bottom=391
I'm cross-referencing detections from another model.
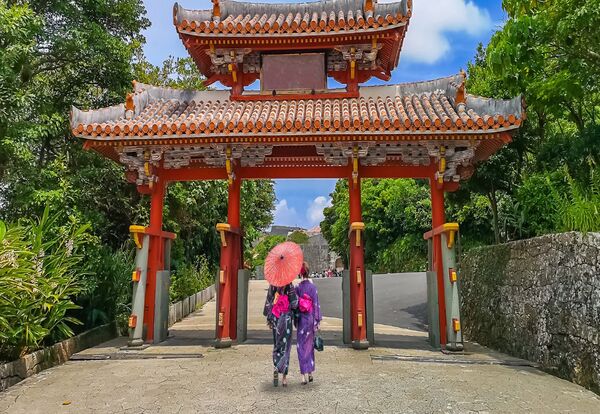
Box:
left=264, top=241, right=304, bottom=287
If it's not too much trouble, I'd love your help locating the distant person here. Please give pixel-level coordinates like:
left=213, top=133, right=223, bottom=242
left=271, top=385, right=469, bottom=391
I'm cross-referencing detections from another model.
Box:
left=295, top=262, right=322, bottom=384
left=263, top=282, right=298, bottom=387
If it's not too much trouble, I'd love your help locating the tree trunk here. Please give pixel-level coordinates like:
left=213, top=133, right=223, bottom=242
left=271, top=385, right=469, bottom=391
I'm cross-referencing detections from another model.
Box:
left=37, top=136, right=51, bottom=168
left=488, top=189, right=501, bottom=244
left=564, top=101, right=585, bottom=133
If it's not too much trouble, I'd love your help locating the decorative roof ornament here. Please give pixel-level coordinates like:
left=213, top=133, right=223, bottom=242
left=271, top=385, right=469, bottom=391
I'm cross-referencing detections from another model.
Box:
left=455, top=69, right=467, bottom=105
left=212, top=0, right=221, bottom=21
left=125, top=93, right=135, bottom=120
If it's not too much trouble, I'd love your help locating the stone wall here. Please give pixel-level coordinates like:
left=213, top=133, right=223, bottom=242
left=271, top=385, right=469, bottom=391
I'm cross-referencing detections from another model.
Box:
left=0, top=322, right=118, bottom=391
left=460, top=232, right=600, bottom=393
left=301, top=233, right=339, bottom=273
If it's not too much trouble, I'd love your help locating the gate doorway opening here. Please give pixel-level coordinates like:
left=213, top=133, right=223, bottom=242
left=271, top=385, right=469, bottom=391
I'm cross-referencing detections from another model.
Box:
left=371, top=272, right=428, bottom=347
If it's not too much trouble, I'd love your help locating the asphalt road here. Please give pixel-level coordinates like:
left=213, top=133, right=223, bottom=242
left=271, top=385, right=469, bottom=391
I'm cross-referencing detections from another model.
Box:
left=313, top=272, right=428, bottom=332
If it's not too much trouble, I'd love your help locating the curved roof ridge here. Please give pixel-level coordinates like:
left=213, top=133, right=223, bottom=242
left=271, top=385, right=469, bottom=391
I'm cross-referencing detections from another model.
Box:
left=174, top=0, right=409, bottom=25
left=220, top=0, right=407, bottom=17
left=134, top=82, right=231, bottom=102
left=71, top=104, right=125, bottom=129
left=466, top=94, right=524, bottom=118
left=359, top=74, right=463, bottom=98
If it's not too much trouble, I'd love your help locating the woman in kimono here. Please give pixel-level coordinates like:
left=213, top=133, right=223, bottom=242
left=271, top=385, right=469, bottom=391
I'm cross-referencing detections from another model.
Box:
left=263, top=282, right=298, bottom=387
left=295, top=263, right=322, bottom=385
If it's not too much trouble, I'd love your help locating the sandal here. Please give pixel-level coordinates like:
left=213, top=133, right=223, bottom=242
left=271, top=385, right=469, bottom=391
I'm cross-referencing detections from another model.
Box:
left=308, top=375, right=313, bottom=383
left=282, top=377, right=288, bottom=387
left=273, top=370, right=278, bottom=387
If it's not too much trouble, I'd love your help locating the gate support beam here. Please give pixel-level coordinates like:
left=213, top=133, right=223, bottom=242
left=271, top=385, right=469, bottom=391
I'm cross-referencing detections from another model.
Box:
left=348, top=168, right=369, bottom=349
left=144, top=178, right=166, bottom=343
left=215, top=162, right=243, bottom=348
left=430, top=179, right=448, bottom=346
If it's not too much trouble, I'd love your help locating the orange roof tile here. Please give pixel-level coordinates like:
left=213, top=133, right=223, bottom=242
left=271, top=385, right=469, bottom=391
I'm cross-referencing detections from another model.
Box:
left=71, top=75, right=523, bottom=142
left=174, top=0, right=410, bottom=36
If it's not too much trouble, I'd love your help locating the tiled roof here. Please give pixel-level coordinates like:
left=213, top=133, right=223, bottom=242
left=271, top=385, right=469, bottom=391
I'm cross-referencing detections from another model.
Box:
left=174, top=0, right=410, bottom=35
left=70, top=75, right=523, bottom=141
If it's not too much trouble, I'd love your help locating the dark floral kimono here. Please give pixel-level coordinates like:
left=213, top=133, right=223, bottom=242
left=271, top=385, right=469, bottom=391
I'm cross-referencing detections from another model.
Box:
left=263, top=283, right=298, bottom=375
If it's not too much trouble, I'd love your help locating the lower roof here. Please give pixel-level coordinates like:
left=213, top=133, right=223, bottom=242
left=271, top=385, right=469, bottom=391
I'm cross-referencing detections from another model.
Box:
left=71, top=74, right=523, bottom=143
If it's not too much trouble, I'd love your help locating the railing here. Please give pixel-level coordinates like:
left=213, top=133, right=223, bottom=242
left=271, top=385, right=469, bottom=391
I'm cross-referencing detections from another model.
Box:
left=168, top=285, right=216, bottom=327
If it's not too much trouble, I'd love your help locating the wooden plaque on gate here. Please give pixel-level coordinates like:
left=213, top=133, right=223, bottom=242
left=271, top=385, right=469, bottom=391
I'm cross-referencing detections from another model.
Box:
left=261, top=53, right=327, bottom=94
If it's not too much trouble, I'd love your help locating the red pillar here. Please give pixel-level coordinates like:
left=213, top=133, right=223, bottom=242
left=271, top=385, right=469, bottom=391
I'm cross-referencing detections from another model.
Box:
left=348, top=175, right=368, bottom=347
left=227, top=173, right=241, bottom=341
left=217, top=171, right=242, bottom=345
left=430, top=180, right=448, bottom=346
left=144, top=178, right=166, bottom=343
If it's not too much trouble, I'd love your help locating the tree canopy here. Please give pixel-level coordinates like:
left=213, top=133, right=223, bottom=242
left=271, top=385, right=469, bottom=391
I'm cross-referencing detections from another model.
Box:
left=0, top=0, right=276, bottom=351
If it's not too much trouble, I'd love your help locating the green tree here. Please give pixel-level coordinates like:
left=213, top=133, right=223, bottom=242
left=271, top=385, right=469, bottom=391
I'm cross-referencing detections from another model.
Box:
left=0, top=1, right=42, bottom=177
left=0, top=0, right=276, bottom=338
left=287, top=230, right=309, bottom=245
left=0, top=0, right=153, bottom=336
left=134, top=55, right=207, bottom=90
left=1, top=0, right=150, bottom=247
left=249, top=235, right=286, bottom=268
left=322, top=179, right=431, bottom=273
left=489, top=0, right=600, bottom=131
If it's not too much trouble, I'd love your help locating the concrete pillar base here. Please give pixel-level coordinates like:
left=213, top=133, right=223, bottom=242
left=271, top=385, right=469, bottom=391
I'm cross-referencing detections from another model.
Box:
left=127, top=339, right=145, bottom=348
left=444, top=343, right=464, bottom=352
left=214, top=337, right=233, bottom=348
left=123, top=342, right=149, bottom=350
left=352, top=339, right=370, bottom=350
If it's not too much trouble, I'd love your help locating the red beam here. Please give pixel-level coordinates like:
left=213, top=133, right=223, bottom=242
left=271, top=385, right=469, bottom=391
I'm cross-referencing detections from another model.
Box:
left=182, top=33, right=399, bottom=52
left=362, top=165, right=434, bottom=179
left=159, top=163, right=436, bottom=182
left=239, top=165, right=350, bottom=179
left=233, top=91, right=359, bottom=101
left=162, top=168, right=228, bottom=182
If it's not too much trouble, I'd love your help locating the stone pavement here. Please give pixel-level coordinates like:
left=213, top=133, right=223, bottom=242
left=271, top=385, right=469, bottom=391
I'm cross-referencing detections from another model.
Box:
left=1, top=280, right=599, bottom=413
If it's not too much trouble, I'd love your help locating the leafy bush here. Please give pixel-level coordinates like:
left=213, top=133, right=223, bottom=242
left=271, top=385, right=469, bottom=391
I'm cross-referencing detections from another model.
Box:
left=374, top=234, right=427, bottom=273
left=515, top=172, right=563, bottom=237
left=76, top=244, right=133, bottom=334
left=170, top=257, right=213, bottom=302
left=0, top=209, right=89, bottom=361
left=249, top=235, right=286, bottom=269
left=287, top=230, right=309, bottom=245
left=553, top=167, right=600, bottom=233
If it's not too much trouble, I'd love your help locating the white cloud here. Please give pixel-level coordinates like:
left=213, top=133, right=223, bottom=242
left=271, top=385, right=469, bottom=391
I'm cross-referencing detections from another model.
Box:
left=273, top=199, right=300, bottom=226
left=306, top=196, right=332, bottom=227
left=395, top=0, right=493, bottom=64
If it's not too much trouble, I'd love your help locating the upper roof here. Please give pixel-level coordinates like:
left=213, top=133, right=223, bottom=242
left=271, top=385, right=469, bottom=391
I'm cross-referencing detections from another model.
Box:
left=174, top=0, right=411, bottom=36
left=70, top=74, right=523, bottom=142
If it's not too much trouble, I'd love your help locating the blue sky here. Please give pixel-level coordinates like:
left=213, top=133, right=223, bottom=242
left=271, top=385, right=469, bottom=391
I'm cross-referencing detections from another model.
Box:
left=142, top=0, right=506, bottom=228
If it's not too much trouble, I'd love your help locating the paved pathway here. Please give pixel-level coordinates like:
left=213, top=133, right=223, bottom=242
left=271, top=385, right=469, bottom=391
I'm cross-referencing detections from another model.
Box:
left=1, top=280, right=599, bottom=413
left=315, top=273, right=428, bottom=331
